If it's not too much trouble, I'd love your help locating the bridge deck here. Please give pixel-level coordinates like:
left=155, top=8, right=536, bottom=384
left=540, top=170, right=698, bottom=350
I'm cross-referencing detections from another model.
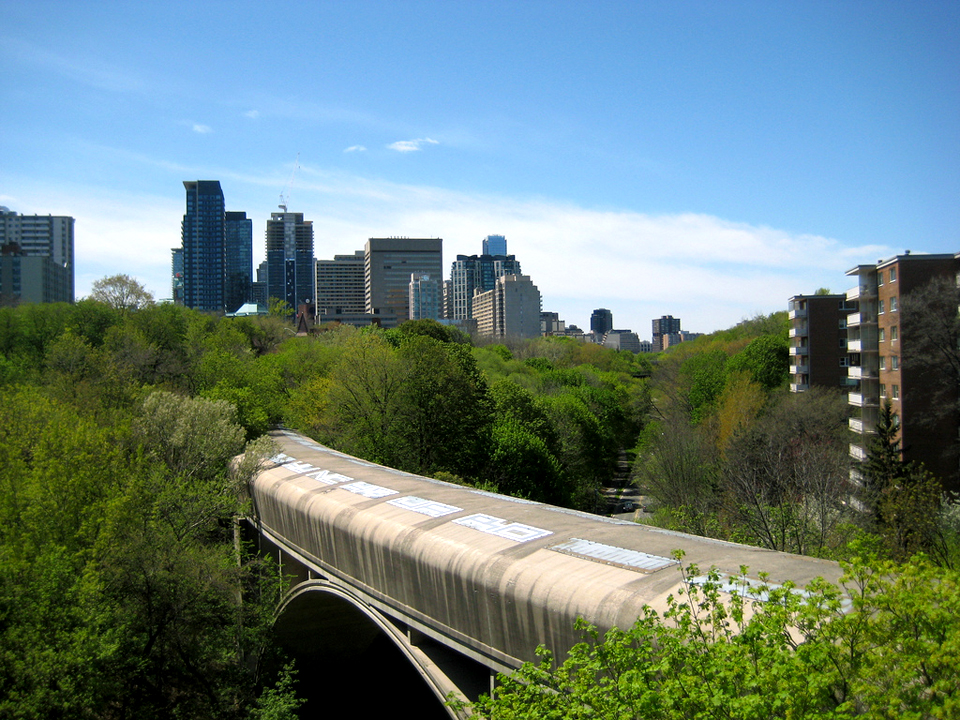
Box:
left=249, top=430, right=843, bottom=672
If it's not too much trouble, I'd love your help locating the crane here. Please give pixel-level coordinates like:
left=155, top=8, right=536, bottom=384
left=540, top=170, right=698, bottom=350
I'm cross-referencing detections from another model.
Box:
left=278, top=152, right=300, bottom=212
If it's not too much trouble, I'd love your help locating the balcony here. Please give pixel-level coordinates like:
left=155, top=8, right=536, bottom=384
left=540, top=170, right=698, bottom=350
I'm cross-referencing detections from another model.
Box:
left=791, top=362, right=809, bottom=375
left=788, top=307, right=807, bottom=320
left=848, top=417, right=876, bottom=435
left=848, top=392, right=879, bottom=408
left=790, top=382, right=809, bottom=393
left=788, top=324, right=808, bottom=338
left=846, top=312, right=875, bottom=328
left=789, top=346, right=809, bottom=357
left=846, top=284, right=876, bottom=302
left=847, top=366, right=876, bottom=380
left=849, top=444, right=867, bottom=462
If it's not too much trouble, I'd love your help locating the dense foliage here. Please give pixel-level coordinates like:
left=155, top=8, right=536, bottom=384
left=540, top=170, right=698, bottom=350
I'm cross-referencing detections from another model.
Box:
left=3, top=296, right=956, bottom=718
left=0, top=300, right=652, bottom=716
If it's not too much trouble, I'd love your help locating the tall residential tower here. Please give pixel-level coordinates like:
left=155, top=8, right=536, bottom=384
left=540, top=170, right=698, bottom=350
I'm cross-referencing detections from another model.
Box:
left=265, top=212, right=315, bottom=312
left=181, top=180, right=225, bottom=312
left=224, top=211, right=253, bottom=313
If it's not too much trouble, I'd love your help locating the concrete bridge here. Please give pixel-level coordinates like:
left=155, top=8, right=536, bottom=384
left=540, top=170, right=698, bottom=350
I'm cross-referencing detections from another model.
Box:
left=247, top=429, right=843, bottom=717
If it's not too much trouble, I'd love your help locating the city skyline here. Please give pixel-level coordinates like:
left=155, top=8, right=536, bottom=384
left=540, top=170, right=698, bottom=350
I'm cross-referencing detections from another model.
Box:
left=2, top=2, right=958, bottom=333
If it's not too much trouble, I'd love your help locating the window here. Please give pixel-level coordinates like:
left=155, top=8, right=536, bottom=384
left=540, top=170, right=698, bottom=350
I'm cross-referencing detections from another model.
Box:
left=840, top=357, right=850, bottom=367
left=892, top=325, right=898, bottom=342
left=879, top=328, right=886, bottom=342
left=890, top=267, right=897, bottom=282
left=892, top=385, right=900, bottom=399
left=892, top=356, right=899, bottom=370
left=878, top=271, right=885, bottom=285
left=880, top=384, right=887, bottom=397
left=891, top=296, right=898, bottom=312
left=839, top=338, right=847, bottom=348
left=878, top=299, right=885, bottom=314
left=879, top=356, right=886, bottom=370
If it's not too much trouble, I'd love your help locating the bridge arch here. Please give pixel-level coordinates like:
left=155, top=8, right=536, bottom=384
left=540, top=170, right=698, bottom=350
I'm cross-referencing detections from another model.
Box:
left=273, top=580, right=472, bottom=719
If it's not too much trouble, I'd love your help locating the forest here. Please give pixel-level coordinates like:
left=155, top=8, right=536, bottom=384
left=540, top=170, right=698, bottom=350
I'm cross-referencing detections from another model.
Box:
left=0, top=278, right=957, bottom=718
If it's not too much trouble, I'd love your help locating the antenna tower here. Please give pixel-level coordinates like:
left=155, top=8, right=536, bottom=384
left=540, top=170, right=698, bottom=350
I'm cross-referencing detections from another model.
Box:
left=278, top=152, right=300, bottom=212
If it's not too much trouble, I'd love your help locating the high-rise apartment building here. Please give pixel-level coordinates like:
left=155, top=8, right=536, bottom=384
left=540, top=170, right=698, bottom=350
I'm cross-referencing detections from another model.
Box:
left=266, top=212, right=315, bottom=312
left=590, top=308, right=613, bottom=337
left=181, top=181, right=225, bottom=312
left=224, top=211, right=253, bottom=313
left=473, top=274, right=541, bottom=339
left=450, top=253, right=522, bottom=320
left=845, top=253, right=960, bottom=493
left=0, top=207, right=75, bottom=303
left=316, top=251, right=366, bottom=316
left=788, top=293, right=857, bottom=393
left=408, top=273, right=441, bottom=320
left=652, top=315, right=681, bottom=352
left=365, top=238, right=442, bottom=326
left=482, top=234, right=507, bottom=256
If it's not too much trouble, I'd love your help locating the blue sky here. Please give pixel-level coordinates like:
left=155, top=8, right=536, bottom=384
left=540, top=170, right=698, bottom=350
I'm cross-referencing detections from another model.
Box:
left=2, top=1, right=957, bottom=336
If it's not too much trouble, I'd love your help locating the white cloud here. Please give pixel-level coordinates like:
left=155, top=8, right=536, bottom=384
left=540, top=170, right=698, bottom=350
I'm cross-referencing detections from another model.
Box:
left=279, top=169, right=890, bottom=333
left=243, top=110, right=260, bottom=119
left=387, top=138, right=439, bottom=152
left=192, top=124, right=213, bottom=134
left=344, top=145, right=367, bottom=153
left=7, top=165, right=892, bottom=333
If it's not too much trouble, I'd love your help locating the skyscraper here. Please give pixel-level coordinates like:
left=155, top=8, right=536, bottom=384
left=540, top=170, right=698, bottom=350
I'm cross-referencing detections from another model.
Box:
left=365, top=238, right=442, bottom=325
left=450, top=253, right=522, bottom=320
left=482, top=234, right=507, bottom=256
left=590, top=308, right=613, bottom=337
left=266, top=212, right=315, bottom=312
left=408, top=273, right=441, bottom=320
left=181, top=181, right=225, bottom=312
left=652, top=315, right=681, bottom=352
left=0, top=207, right=75, bottom=303
left=224, top=211, right=253, bottom=313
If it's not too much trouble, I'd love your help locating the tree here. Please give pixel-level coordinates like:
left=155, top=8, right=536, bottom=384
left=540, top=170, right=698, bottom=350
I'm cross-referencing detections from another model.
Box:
left=397, top=318, right=469, bottom=344
left=89, top=273, right=154, bottom=311
left=726, top=333, right=789, bottom=390
left=862, top=400, right=946, bottom=561
left=393, top=336, right=492, bottom=476
left=679, top=348, right=729, bottom=423
left=487, top=417, right=564, bottom=502
left=321, top=332, right=414, bottom=467
left=723, top=388, right=850, bottom=555
left=899, top=274, right=960, bottom=487
left=634, top=411, right=721, bottom=537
